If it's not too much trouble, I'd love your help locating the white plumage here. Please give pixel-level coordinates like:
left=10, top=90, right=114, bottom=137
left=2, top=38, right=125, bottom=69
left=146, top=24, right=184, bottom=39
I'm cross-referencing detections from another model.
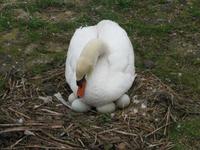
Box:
left=65, top=20, right=136, bottom=113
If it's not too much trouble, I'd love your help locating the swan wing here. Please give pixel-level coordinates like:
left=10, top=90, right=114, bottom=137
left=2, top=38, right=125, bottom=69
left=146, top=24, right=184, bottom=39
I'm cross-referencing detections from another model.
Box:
left=65, top=26, right=97, bottom=93
left=97, top=20, right=135, bottom=76
left=96, top=20, right=136, bottom=99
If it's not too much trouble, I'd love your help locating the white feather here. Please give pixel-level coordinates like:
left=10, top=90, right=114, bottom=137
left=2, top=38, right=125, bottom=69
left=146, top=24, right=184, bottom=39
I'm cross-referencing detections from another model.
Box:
left=65, top=20, right=136, bottom=108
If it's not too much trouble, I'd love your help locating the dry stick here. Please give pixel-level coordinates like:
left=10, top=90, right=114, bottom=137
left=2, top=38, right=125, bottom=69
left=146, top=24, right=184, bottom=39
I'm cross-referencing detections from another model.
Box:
left=0, top=124, right=63, bottom=134
left=148, top=142, right=165, bottom=148
left=1, top=108, right=17, bottom=122
left=149, top=71, right=200, bottom=114
left=31, top=69, right=64, bottom=81
left=36, top=133, right=72, bottom=149
left=21, top=78, right=27, bottom=97
left=0, top=122, right=62, bottom=127
left=2, top=90, right=9, bottom=99
left=41, top=130, right=81, bottom=148
left=40, top=109, right=63, bottom=116
left=8, top=107, right=31, bottom=119
left=2, top=146, right=65, bottom=150
left=65, top=123, right=74, bottom=132
left=0, top=127, right=40, bottom=134
left=98, top=128, right=119, bottom=134
left=145, top=123, right=171, bottom=138
left=78, top=138, right=85, bottom=147
left=41, top=71, right=64, bottom=82
left=113, top=130, right=138, bottom=137
left=164, top=106, right=171, bottom=135
left=93, top=133, right=98, bottom=145
left=9, top=136, right=27, bottom=149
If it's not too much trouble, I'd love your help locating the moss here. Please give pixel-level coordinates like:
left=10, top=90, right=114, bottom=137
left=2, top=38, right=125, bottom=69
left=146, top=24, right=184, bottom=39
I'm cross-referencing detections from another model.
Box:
left=52, top=52, right=66, bottom=63
left=124, top=20, right=172, bottom=36
left=35, top=0, right=69, bottom=9
left=97, top=114, right=112, bottom=124
left=169, top=118, right=200, bottom=149
left=0, top=75, right=5, bottom=94
left=0, top=14, right=12, bottom=32
left=31, top=63, right=51, bottom=75
left=187, top=1, right=200, bottom=18
left=92, top=0, right=135, bottom=9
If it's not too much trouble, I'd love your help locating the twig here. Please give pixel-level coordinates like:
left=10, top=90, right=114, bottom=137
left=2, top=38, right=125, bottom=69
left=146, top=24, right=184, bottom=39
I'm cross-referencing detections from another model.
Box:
left=164, top=106, right=171, bottom=135
left=113, top=130, right=138, bottom=136
left=40, top=109, right=63, bottom=116
left=9, top=136, right=27, bottom=149
left=8, top=107, right=30, bottom=119
left=78, top=138, right=85, bottom=147
left=0, top=127, right=40, bottom=134
left=148, top=142, right=165, bottom=148
left=36, top=133, right=71, bottom=149
left=0, top=122, right=62, bottom=127
left=98, top=128, right=119, bottom=134
left=2, top=145, right=66, bottom=150
left=21, top=78, right=27, bottom=97
left=31, top=69, right=64, bottom=82
left=41, top=130, right=81, bottom=148
left=93, top=133, right=98, bottom=145
left=145, top=123, right=171, bottom=138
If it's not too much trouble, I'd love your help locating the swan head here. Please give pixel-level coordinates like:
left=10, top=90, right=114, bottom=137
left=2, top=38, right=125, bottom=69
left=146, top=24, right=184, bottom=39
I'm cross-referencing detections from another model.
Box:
left=76, top=57, right=92, bottom=80
left=76, top=57, right=92, bottom=98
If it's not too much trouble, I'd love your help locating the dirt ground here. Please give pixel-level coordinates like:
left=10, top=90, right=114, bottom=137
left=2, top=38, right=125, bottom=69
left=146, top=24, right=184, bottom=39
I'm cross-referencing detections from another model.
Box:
left=0, top=0, right=200, bottom=149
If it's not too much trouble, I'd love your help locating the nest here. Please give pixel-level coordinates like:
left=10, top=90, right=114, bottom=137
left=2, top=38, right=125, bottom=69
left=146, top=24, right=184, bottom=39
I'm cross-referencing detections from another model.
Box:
left=0, top=66, right=199, bottom=149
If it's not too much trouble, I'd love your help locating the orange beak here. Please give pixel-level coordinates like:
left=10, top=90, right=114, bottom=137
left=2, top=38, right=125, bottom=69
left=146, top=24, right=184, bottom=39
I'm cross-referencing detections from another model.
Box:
left=76, top=78, right=86, bottom=98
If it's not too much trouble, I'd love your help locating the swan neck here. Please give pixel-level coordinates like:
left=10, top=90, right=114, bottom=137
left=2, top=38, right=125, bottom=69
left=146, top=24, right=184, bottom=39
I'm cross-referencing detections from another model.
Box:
left=80, top=39, right=108, bottom=63
left=76, top=39, right=108, bottom=80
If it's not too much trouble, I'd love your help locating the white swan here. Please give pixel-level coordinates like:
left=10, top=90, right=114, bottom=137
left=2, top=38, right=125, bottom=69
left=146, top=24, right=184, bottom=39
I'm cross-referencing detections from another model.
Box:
left=65, top=20, right=136, bottom=113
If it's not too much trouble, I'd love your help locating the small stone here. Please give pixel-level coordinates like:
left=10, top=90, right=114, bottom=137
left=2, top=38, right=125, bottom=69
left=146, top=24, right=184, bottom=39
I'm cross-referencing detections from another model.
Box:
left=141, top=103, right=147, bottom=109
left=133, top=99, right=140, bottom=104
left=144, top=60, right=155, bottom=69
left=24, top=130, right=35, bottom=136
left=133, top=108, right=138, bottom=114
left=46, top=42, right=66, bottom=53
left=25, top=44, right=38, bottom=55
left=152, top=89, right=157, bottom=93
left=16, top=118, right=24, bottom=124
left=117, top=142, right=127, bottom=150
left=172, top=32, right=177, bottom=36
left=177, top=124, right=181, bottom=129
left=142, top=112, right=146, bottom=116
left=110, top=113, right=115, bottom=118
left=178, top=73, right=182, bottom=77
left=33, top=105, right=41, bottom=109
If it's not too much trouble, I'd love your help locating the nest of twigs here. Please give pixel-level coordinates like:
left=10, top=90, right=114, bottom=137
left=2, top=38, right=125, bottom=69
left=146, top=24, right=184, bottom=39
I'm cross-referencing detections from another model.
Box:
left=0, top=66, right=199, bottom=149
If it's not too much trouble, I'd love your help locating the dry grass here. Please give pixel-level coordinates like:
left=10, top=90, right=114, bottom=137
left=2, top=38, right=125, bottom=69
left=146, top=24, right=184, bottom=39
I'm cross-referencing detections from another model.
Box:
left=1, top=66, right=198, bottom=149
